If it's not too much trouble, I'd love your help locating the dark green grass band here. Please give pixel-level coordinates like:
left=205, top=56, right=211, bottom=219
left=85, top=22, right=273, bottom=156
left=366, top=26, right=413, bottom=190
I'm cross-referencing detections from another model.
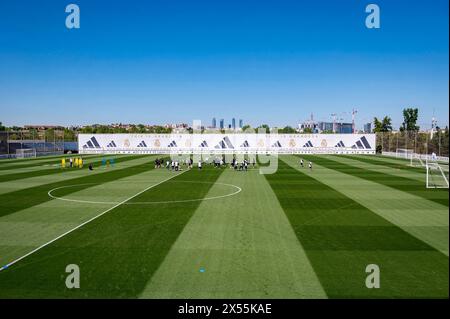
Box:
left=0, top=155, right=102, bottom=172
left=0, top=166, right=223, bottom=298
left=264, top=159, right=448, bottom=298
left=0, top=156, right=160, bottom=219
left=0, top=153, right=80, bottom=164
left=340, top=155, right=428, bottom=174
left=0, top=155, right=140, bottom=183
left=302, top=155, right=448, bottom=207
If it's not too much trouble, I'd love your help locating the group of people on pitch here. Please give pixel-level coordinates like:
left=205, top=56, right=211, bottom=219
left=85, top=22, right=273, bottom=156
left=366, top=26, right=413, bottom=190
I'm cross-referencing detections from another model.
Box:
left=157, top=158, right=196, bottom=171
left=154, top=156, right=259, bottom=172
left=61, top=157, right=83, bottom=169
left=231, top=158, right=255, bottom=171
left=299, top=158, right=313, bottom=170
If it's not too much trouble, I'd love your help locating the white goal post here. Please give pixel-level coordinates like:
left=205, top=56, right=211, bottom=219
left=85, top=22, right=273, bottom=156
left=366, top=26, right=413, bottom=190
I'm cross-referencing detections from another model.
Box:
left=396, top=148, right=414, bottom=159
left=15, top=148, right=36, bottom=159
left=426, top=159, right=449, bottom=189
left=410, top=153, right=425, bottom=167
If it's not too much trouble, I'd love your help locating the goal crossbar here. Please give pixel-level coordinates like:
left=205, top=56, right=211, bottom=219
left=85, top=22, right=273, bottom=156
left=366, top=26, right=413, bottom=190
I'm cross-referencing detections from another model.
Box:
left=15, top=148, right=36, bottom=159
left=426, top=160, right=449, bottom=189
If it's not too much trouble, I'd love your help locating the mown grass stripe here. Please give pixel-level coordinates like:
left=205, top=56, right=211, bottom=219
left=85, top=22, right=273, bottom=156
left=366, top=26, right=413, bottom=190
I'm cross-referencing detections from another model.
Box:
left=0, top=155, right=111, bottom=178
left=331, top=155, right=425, bottom=183
left=341, top=155, right=426, bottom=175
left=368, top=154, right=447, bottom=167
left=0, top=166, right=223, bottom=298
left=0, top=156, right=160, bottom=219
left=0, top=155, right=104, bottom=172
left=0, top=167, right=177, bottom=269
left=0, top=170, right=183, bottom=274
left=0, top=155, right=139, bottom=183
left=283, top=155, right=448, bottom=256
left=0, top=157, right=157, bottom=196
left=0, top=153, right=78, bottom=165
left=0, top=154, right=100, bottom=167
left=302, top=155, right=448, bottom=207
left=141, top=168, right=326, bottom=298
left=264, top=158, right=448, bottom=298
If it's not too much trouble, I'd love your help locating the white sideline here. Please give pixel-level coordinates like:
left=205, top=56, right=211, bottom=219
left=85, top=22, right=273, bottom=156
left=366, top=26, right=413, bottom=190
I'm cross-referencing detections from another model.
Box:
left=0, top=170, right=185, bottom=272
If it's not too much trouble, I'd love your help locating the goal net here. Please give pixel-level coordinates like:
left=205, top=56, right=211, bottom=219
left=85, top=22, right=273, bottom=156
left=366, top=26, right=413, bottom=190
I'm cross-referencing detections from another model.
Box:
left=426, top=159, right=449, bottom=189
left=16, top=148, right=36, bottom=159
left=396, top=148, right=413, bottom=159
left=410, top=153, right=425, bottom=167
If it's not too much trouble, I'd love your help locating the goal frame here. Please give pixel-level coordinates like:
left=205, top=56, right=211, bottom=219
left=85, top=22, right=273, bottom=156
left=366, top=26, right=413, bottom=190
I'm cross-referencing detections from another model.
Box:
left=410, top=153, right=425, bottom=167
left=426, top=159, right=449, bottom=189
left=15, top=148, right=37, bottom=159
left=396, top=148, right=413, bottom=159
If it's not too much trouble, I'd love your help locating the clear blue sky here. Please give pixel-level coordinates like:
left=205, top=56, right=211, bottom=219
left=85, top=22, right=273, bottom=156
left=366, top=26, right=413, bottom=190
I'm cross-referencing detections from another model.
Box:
left=0, top=0, right=448, bottom=130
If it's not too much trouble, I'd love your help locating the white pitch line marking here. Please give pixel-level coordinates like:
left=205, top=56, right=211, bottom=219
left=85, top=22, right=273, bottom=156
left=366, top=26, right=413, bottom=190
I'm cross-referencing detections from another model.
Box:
left=0, top=170, right=185, bottom=272
left=47, top=180, right=242, bottom=205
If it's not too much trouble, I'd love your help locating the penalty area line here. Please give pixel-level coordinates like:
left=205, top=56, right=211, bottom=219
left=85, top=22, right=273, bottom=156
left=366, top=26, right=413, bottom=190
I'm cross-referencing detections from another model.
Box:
left=0, top=170, right=186, bottom=272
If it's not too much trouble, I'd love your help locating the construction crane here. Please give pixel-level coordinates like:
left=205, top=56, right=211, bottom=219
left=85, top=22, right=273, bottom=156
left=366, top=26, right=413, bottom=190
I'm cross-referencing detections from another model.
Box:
left=331, top=113, right=337, bottom=133
left=351, top=108, right=358, bottom=133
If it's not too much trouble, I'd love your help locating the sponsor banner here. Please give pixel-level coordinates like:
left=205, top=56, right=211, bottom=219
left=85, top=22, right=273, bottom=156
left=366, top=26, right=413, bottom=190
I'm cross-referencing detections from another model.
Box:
left=79, top=134, right=376, bottom=154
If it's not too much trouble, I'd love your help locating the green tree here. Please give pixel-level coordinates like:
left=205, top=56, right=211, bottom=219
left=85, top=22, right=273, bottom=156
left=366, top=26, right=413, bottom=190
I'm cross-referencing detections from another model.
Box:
left=153, top=126, right=172, bottom=134
left=278, top=126, right=297, bottom=134
left=241, top=124, right=251, bottom=131
left=81, top=126, right=93, bottom=134
left=137, top=124, right=147, bottom=133
left=303, top=127, right=313, bottom=133
left=400, top=108, right=419, bottom=131
left=63, top=128, right=76, bottom=141
left=373, top=116, right=392, bottom=132
left=0, top=122, right=5, bottom=131
left=257, top=124, right=270, bottom=134
left=44, top=128, right=55, bottom=141
left=430, top=126, right=449, bottom=157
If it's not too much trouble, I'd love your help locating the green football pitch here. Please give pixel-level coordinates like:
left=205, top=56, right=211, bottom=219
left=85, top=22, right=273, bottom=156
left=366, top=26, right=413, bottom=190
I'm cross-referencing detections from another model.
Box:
left=0, top=154, right=447, bottom=298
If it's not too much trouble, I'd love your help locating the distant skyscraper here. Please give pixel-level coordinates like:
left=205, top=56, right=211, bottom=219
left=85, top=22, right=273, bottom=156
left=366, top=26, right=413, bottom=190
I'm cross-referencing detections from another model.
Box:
left=239, top=119, right=243, bottom=128
left=317, top=121, right=333, bottom=132
left=338, top=123, right=353, bottom=134
left=232, top=118, right=236, bottom=129
left=219, top=119, right=224, bottom=129
left=364, top=122, right=372, bottom=133
left=212, top=117, right=216, bottom=128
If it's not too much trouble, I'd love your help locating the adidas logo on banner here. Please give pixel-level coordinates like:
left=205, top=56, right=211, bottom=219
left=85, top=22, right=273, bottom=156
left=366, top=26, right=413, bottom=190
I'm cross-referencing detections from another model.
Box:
left=240, top=140, right=250, bottom=147
left=199, top=140, right=208, bottom=147
left=335, top=141, right=345, bottom=147
left=168, top=141, right=177, bottom=148
left=303, top=141, right=313, bottom=148
left=214, top=136, right=234, bottom=149
left=271, top=141, right=282, bottom=147
left=106, top=140, right=117, bottom=148
left=83, top=136, right=101, bottom=149
left=137, top=141, right=147, bottom=147
left=351, top=136, right=371, bottom=149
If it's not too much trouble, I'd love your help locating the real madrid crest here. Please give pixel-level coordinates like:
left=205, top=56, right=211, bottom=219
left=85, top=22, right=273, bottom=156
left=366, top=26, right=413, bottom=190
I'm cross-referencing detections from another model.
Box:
left=289, top=139, right=296, bottom=148
left=257, top=139, right=265, bottom=147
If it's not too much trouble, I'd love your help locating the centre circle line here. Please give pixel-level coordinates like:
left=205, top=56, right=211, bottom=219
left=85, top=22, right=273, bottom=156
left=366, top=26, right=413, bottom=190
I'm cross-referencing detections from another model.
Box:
left=47, top=180, right=242, bottom=205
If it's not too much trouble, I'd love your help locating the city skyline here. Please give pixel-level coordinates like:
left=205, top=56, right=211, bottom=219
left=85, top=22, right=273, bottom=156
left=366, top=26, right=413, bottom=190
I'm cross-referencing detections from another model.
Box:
left=1, top=111, right=442, bottom=133
left=0, top=0, right=448, bottom=129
